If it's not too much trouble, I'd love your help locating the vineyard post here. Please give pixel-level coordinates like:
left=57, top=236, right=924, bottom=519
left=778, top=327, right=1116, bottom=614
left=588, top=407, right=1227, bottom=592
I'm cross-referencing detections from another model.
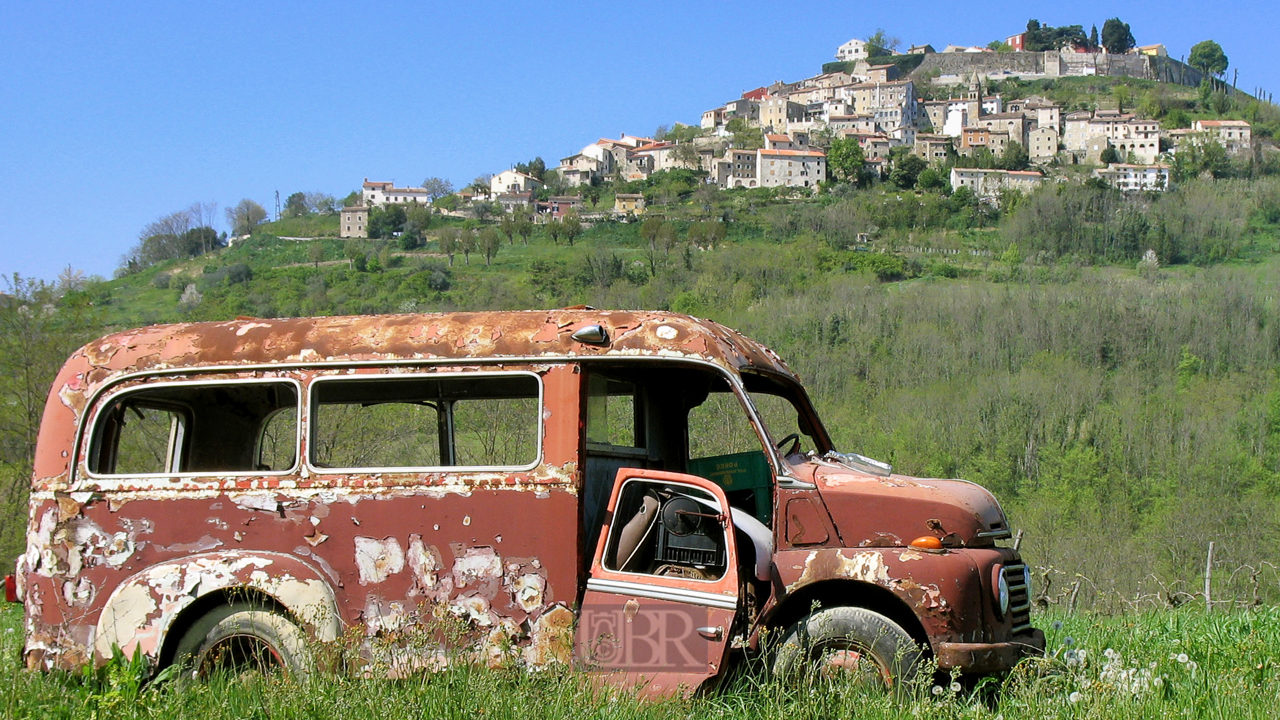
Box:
left=1204, top=541, right=1215, bottom=613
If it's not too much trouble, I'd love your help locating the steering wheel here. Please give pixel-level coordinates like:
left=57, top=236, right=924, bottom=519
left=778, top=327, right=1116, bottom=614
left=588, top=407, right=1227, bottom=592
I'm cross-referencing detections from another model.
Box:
left=775, top=432, right=801, bottom=454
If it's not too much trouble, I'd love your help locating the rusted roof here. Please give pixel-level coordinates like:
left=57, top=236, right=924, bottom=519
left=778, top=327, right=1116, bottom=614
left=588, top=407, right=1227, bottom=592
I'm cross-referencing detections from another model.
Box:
left=66, top=310, right=795, bottom=387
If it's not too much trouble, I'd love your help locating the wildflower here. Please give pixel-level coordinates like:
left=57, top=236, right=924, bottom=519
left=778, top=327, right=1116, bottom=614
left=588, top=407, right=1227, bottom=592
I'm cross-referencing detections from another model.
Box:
left=1076, top=649, right=1087, bottom=661
left=1177, top=653, right=1188, bottom=664
left=1104, top=648, right=1117, bottom=660
left=950, top=681, right=962, bottom=693
left=932, top=685, right=944, bottom=696
left=1063, top=636, right=1074, bottom=646
left=1069, top=691, right=1081, bottom=703
left=1187, top=661, right=1197, bottom=672
left=1153, top=676, right=1164, bottom=688
left=1052, top=621, right=1063, bottom=631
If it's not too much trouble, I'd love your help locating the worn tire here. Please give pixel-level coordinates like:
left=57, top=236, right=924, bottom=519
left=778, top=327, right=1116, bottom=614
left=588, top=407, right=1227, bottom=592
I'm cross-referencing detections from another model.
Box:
left=173, top=603, right=311, bottom=681
left=771, top=607, right=922, bottom=691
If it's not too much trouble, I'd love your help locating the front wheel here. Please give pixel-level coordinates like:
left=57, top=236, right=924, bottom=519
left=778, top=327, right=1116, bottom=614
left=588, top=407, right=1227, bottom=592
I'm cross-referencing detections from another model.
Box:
left=173, top=603, right=311, bottom=681
left=771, top=607, right=922, bottom=691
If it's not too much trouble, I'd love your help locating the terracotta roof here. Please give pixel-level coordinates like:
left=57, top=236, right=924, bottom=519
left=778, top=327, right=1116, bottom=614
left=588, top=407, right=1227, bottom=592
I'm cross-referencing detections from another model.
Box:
left=759, top=149, right=826, bottom=157
left=1197, top=120, right=1250, bottom=127
left=765, top=134, right=791, bottom=142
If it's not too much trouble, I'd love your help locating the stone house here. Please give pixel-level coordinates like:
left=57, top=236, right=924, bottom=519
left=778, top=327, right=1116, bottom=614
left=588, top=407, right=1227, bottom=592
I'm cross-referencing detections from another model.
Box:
left=948, top=168, right=1045, bottom=197
left=613, top=193, right=646, bottom=217
left=1028, top=126, right=1060, bottom=161
left=913, top=134, right=952, bottom=164
left=489, top=170, right=543, bottom=196
left=340, top=206, right=368, bottom=239
left=1191, top=120, right=1252, bottom=154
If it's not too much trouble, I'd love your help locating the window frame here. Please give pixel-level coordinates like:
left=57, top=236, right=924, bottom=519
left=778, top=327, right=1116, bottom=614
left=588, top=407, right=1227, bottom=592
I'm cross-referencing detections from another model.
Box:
left=306, top=369, right=544, bottom=475
left=599, top=476, right=728, bottom=585
left=84, top=377, right=304, bottom=480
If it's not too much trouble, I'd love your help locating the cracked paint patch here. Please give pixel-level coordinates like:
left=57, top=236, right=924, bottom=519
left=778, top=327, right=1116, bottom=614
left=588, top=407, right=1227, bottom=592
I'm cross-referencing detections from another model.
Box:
left=355, top=536, right=405, bottom=585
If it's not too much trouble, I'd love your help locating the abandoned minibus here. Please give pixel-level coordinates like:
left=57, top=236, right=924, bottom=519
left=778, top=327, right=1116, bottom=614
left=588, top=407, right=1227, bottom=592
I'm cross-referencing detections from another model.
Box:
left=12, top=309, right=1043, bottom=693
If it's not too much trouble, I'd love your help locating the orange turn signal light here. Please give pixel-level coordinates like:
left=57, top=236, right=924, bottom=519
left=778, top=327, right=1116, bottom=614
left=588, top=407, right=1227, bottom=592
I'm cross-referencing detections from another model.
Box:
left=909, top=536, right=943, bottom=550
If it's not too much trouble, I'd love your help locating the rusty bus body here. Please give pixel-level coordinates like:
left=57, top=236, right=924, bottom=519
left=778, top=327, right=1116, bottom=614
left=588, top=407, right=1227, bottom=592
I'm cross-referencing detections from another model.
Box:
left=15, top=309, right=1043, bottom=693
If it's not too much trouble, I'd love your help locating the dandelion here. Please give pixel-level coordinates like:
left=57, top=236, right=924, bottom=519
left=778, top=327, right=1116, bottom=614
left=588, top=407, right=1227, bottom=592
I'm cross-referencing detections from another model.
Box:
left=1069, top=691, right=1081, bottom=703
left=1077, top=649, right=1087, bottom=661
left=1153, top=676, right=1164, bottom=688
left=1177, top=653, right=1188, bottom=664
left=1063, top=636, right=1074, bottom=646
left=950, top=681, right=962, bottom=693
left=1052, top=621, right=1064, bottom=631
left=932, top=685, right=944, bottom=696
left=1104, top=648, right=1117, bottom=660
left=1187, top=661, right=1197, bottom=672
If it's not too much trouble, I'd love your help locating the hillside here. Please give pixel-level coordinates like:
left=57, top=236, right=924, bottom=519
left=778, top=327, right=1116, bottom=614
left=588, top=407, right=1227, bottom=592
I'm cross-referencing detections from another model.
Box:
left=6, top=170, right=1280, bottom=608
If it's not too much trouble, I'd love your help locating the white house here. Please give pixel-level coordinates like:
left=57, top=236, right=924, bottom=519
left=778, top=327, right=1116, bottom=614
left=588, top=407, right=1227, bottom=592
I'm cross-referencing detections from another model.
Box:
left=1092, top=163, right=1170, bottom=192
left=836, top=38, right=868, bottom=62
left=361, top=180, right=432, bottom=207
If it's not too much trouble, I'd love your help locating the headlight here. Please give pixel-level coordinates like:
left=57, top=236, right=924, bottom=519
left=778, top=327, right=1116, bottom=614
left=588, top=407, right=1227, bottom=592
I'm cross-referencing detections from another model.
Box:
left=995, top=566, right=1010, bottom=618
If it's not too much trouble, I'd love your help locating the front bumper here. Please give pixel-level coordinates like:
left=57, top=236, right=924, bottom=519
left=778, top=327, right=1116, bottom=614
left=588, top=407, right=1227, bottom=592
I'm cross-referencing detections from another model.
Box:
left=935, top=629, right=1045, bottom=674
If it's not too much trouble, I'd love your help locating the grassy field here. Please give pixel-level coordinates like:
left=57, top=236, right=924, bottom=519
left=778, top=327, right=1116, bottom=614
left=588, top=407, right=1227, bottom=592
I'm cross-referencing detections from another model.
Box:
left=3, top=603, right=1278, bottom=719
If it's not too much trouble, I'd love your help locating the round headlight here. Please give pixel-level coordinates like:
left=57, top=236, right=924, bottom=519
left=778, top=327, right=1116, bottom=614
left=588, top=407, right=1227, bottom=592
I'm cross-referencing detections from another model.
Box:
left=996, top=568, right=1010, bottom=617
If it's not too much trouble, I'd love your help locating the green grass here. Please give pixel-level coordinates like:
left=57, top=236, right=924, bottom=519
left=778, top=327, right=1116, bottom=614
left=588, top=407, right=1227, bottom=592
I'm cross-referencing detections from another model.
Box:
left=4, top=603, right=1278, bottom=718
left=260, top=214, right=341, bottom=238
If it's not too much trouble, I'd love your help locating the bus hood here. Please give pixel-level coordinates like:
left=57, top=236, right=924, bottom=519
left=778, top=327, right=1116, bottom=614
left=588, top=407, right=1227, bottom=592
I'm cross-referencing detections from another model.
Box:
left=795, top=458, right=1011, bottom=548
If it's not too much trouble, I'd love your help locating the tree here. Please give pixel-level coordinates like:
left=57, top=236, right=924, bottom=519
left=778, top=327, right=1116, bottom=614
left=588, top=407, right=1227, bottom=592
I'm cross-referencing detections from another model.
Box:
left=400, top=220, right=425, bottom=250
left=1101, top=18, right=1135, bottom=55
left=226, top=199, right=267, bottom=236
left=546, top=218, right=565, bottom=245
left=1189, top=40, right=1228, bottom=77
left=514, top=210, right=534, bottom=245
left=308, top=242, right=325, bottom=268
left=284, top=192, right=309, bottom=218
left=514, top=158, right=546, bottom=181
left=499, top=214, right=517, bottom=244
left=306, top=192, right=338, bottom=214
left=657, top=222, right=679, bottom=256
left=890, top=153, right=927, bottom=189
left=999, top=141, right=1030, bottom=171
left=460, top=230, right=477, bottom=265
left=367, top=204, right=407, bottom=239
left=672, top=142, right=701, bottom=170
left=865, top=29, right=900, bottom=58
left=827, top=137, right=866, bottom=184
left=987, top=40, right=1012, bottom=52
left=479, top=227, right=502, bottom=266
left=917, top=168, right=946, bottom=192
left=562, top=212, right=583, bottom=246
left=1100, top=146, right=1120, bottom=165
left=420, top=177, right=454, bottom=202
left=437, top=228, right=459, bottom=265
left=1090, top=25, right=1099, bottom=51
left=472, top=200, right=496, bottom=223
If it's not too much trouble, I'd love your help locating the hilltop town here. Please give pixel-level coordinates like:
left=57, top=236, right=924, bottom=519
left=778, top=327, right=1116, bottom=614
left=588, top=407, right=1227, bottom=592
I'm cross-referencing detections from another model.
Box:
left=334, top=23, right=1269, bottom=239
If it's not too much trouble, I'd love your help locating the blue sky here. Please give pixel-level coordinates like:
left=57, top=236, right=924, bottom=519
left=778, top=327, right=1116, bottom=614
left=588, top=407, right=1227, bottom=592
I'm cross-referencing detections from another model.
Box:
left=2, top=0, right=1276, bottom=282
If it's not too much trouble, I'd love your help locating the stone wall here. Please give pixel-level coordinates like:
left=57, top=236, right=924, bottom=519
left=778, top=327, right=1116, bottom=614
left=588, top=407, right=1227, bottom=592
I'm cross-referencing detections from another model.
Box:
left=910, top=50, right=1209, bottom=90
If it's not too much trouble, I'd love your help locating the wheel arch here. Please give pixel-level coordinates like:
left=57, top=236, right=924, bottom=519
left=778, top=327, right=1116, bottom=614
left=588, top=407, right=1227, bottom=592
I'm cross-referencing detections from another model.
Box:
left=92, top=550, right=342, bottom=667
left=762, top=579, right=932, bottom=657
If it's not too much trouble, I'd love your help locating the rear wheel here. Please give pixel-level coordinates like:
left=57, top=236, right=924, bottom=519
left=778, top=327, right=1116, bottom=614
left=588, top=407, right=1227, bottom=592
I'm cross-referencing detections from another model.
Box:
left=771, top=606, right=921, bottom=691
left=173, top=603, right=311, bottom=681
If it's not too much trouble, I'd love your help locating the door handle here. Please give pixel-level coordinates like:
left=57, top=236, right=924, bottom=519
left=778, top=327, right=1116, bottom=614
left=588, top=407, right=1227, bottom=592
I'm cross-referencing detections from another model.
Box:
left=697, top=626, right=724, bottom=641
